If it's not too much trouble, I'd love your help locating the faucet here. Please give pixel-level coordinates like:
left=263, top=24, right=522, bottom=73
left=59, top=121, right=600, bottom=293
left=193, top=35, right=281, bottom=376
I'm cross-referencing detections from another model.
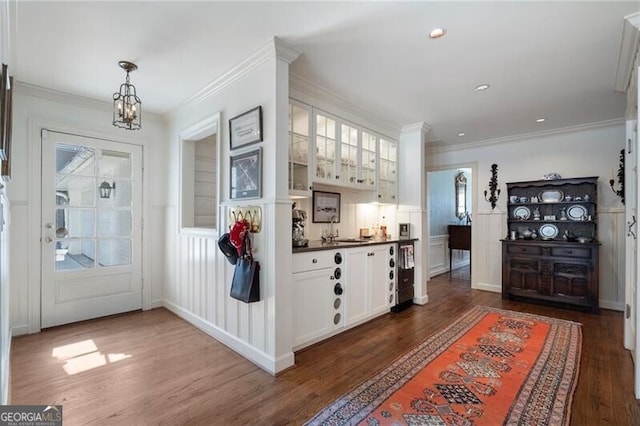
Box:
left=322, top=216, right=338, bottom=243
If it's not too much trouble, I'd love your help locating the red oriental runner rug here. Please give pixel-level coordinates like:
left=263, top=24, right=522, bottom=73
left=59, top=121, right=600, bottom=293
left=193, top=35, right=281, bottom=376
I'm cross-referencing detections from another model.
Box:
left=306, top=306, right=582, bottom=426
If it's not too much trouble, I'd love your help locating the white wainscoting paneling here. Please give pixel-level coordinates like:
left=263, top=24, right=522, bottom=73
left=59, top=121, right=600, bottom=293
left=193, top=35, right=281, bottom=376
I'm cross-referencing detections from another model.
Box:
left=470, top=209, right=625, bottom=310
left=429, top=235, right=470, bottom=278
left=1, top=192, right=10, bottom=404
left=429, top=235, right=447, bottom=277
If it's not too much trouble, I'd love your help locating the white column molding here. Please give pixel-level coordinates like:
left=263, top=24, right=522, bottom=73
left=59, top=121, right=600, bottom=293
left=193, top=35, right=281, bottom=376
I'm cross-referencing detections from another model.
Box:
left=398, top=122, right=430, bottom=304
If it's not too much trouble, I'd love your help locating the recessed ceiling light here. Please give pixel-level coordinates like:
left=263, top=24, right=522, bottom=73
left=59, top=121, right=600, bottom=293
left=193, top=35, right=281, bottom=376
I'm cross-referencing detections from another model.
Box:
left=536, top=118, right=546, bottom=123
left=475, top=84, right=490, bottom=92
left=428, top=28, right=447, bottom=39
left=457, top=132, right=466, bottom=137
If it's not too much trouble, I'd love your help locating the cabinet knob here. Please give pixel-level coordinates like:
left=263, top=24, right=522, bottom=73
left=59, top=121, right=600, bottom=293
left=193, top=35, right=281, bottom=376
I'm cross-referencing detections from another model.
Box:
left=312, top=258, right=317, bottom=263
left=566, top=250, right=573, bottom=254
left=335, top=175, right=340, bottom=179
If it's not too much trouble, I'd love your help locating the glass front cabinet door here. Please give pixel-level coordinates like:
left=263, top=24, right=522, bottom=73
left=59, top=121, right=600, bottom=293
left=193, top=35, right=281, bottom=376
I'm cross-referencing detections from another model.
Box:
left=377, top=137, right=397, bottom=203
left=314, top=111, right=338, bottom=184
left=288, top=100, right=312, bottom=196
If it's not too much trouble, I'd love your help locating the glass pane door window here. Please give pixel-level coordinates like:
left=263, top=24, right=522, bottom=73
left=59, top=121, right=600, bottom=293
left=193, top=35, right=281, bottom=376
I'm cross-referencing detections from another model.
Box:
left=55, top=143, right=133, bottom=272
left=289, top=102, right=310, bottom=192
left=315, top=113, right=337, bottom=181
left=378, top=138, right=397, bottom=202
left=361, top=131, right=377, bottom=187
left=341, top=124, right=358, bottom=185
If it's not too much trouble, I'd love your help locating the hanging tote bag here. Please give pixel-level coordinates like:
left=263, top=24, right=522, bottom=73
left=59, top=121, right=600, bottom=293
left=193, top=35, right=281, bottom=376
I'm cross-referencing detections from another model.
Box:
left=230, top=232, right=260, bottom=303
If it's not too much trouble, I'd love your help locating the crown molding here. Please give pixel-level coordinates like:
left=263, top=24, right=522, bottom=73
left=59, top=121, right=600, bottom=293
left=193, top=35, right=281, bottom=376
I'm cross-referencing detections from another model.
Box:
left=15, top=81, right=165, bottom=122
left=428, top=118, right=625, bottom=154
left=16, top=81, right=112, bottom=111
left=400, top=122, right=431, bottom=135
left=274, top=36, right=300, bottom=64
left=170, top=37, right=279, bottom=116
left=289, top=73, right=401, bottom=139
left=613, top=12, right=640, bottom=93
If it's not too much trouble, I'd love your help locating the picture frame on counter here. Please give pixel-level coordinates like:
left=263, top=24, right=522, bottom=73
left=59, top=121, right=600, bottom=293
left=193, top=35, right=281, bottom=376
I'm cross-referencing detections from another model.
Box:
left=229, top=106, right=262, bottom=150
left=312, top=190, right=341, bottom=223
left=230, top=148, right=262, bottom=200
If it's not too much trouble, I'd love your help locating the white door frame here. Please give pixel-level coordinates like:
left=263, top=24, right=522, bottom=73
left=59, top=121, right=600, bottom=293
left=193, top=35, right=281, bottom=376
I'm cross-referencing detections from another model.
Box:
left=26, top=119, right=152, bottom=334
left=40, top=130, right=143, bottom=327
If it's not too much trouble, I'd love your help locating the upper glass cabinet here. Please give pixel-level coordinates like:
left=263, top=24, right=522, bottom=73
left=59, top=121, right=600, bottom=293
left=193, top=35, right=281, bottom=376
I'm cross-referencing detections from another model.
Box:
left=288, top=100, right=312, bottom=196
left=377, top=138, right=397, bottom=203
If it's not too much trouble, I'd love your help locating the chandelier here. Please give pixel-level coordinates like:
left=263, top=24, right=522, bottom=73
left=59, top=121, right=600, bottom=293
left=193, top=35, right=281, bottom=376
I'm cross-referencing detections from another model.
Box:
left=112, top=61, right=141, bottom=130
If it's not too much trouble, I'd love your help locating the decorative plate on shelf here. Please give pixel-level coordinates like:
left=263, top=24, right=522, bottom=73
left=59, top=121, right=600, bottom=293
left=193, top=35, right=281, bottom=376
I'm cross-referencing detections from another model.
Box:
left=567, top=205, right=588, bottom=221
left=539, top=223, right=559, bottom=239
left=539, top=190, right=564, bottom=203
left=513, top=206, right=531, bottom=220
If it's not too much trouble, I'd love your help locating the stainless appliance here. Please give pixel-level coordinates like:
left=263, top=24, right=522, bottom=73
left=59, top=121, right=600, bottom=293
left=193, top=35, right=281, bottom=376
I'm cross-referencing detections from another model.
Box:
left=292, top=203, right=309, bottom=247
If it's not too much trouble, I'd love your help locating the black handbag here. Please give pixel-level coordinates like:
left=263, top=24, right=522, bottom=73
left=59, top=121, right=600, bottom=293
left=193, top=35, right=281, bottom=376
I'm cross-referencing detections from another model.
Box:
left=230, top=233, right=260, bottom=303
left=217, top=233, right=238, bottom=265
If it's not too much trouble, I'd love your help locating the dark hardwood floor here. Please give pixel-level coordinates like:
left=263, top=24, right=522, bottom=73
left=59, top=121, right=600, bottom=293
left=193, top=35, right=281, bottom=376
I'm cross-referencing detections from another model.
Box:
left=10, top=267, right=640, bottom=425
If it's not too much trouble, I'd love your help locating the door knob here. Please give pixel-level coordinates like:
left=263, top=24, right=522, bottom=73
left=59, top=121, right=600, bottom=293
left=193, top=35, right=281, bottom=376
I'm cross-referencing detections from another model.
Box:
left=44, top=237, right=53, bottom=243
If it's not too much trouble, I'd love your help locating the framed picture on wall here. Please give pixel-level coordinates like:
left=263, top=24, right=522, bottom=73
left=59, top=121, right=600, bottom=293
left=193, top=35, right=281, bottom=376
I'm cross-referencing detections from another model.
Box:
left=312, top=190, right=341, bottom=223
left=230, top=148, right=262, bottom=199
left=229, top=106, right=262, bottom=150
left=2, top=75, right=13, bottom=180
left=0, top=64, right=7, bottom=162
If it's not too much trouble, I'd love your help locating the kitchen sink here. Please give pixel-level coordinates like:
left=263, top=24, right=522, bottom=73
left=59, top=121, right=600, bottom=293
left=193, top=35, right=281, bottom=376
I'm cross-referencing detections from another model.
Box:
left=331, top=238, right=370, bottom=244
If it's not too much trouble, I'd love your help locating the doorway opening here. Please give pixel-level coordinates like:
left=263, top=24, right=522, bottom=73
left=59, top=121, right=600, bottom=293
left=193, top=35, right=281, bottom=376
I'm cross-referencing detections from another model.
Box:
left=427, top=167, right=472, bottom=285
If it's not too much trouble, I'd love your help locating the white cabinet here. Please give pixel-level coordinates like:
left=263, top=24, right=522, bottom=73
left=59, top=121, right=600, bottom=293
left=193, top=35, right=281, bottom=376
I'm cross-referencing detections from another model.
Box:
left=344, top=247, right=369, bottom=325
left=377, top=138, right=397, bottom=204
left=344, top=244, right=393, bottom=325
left=292, top=250, right=344, bottom=349
left=289, top=100, right=398, bottom=197
left=313, top=111, right=381, bottom=190
left=288, top=100, right=312, bottom=196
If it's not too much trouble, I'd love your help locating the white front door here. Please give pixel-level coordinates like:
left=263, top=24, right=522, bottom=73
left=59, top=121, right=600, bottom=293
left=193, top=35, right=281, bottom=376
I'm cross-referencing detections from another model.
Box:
left=624, top=63, right=640, bottom=398
left=41, top=130, right=143, bottom=328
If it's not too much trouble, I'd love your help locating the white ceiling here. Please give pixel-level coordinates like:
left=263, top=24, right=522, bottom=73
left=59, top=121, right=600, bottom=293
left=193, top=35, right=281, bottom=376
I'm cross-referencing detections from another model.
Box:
left=8, top=1, right=640, bottom=146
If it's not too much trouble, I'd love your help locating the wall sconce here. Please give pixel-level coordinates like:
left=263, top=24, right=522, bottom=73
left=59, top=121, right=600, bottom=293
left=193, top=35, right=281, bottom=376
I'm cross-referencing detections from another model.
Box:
left=112, top=61, right=142, bottom=130
left=609, top=148, right=624, bottom=204
left=99, top=180, right=115, bottom=199
left=483, top=163, right=500, bottom=209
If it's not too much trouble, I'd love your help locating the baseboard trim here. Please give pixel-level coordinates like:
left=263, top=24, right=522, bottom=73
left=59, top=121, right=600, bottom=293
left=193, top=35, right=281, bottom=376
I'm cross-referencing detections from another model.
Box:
left=162, top=301, right=294, bottom=375
left=413, top=294, right=428, bottom=305
left=474, top=282, right=502, bottom=293
left=599, top=300, right=624, bottom=312
left=10, top=325, right=29, bottom=337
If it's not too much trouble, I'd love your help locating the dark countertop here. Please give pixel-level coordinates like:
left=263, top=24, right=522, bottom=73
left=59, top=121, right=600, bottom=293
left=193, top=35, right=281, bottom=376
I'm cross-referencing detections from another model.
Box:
left=292, top=238, right=418, bottom=253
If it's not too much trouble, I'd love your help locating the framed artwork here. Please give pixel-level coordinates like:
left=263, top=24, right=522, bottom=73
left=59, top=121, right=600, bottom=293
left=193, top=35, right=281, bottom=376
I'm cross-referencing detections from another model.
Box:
left=0, top=64, right=7, bottom=162
left=399, top=223, right=410, bottom=239
left=2, top=75, right=13, bottom=180
left=229, top=106, right=262, bottom=150
left=312, top=190, right=341, bottom=223
left=230, top=148, right=262, bottom=199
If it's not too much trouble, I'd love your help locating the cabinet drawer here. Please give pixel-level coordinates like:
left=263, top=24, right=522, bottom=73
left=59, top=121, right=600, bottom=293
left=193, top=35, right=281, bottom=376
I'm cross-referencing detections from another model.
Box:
left=293, top=251, right=339, bottom=273
left=398, top=268, right=414, bottom=290
left=507, top=244, right=542, bottom=256
left=551, top=247, right=591, bottom=258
